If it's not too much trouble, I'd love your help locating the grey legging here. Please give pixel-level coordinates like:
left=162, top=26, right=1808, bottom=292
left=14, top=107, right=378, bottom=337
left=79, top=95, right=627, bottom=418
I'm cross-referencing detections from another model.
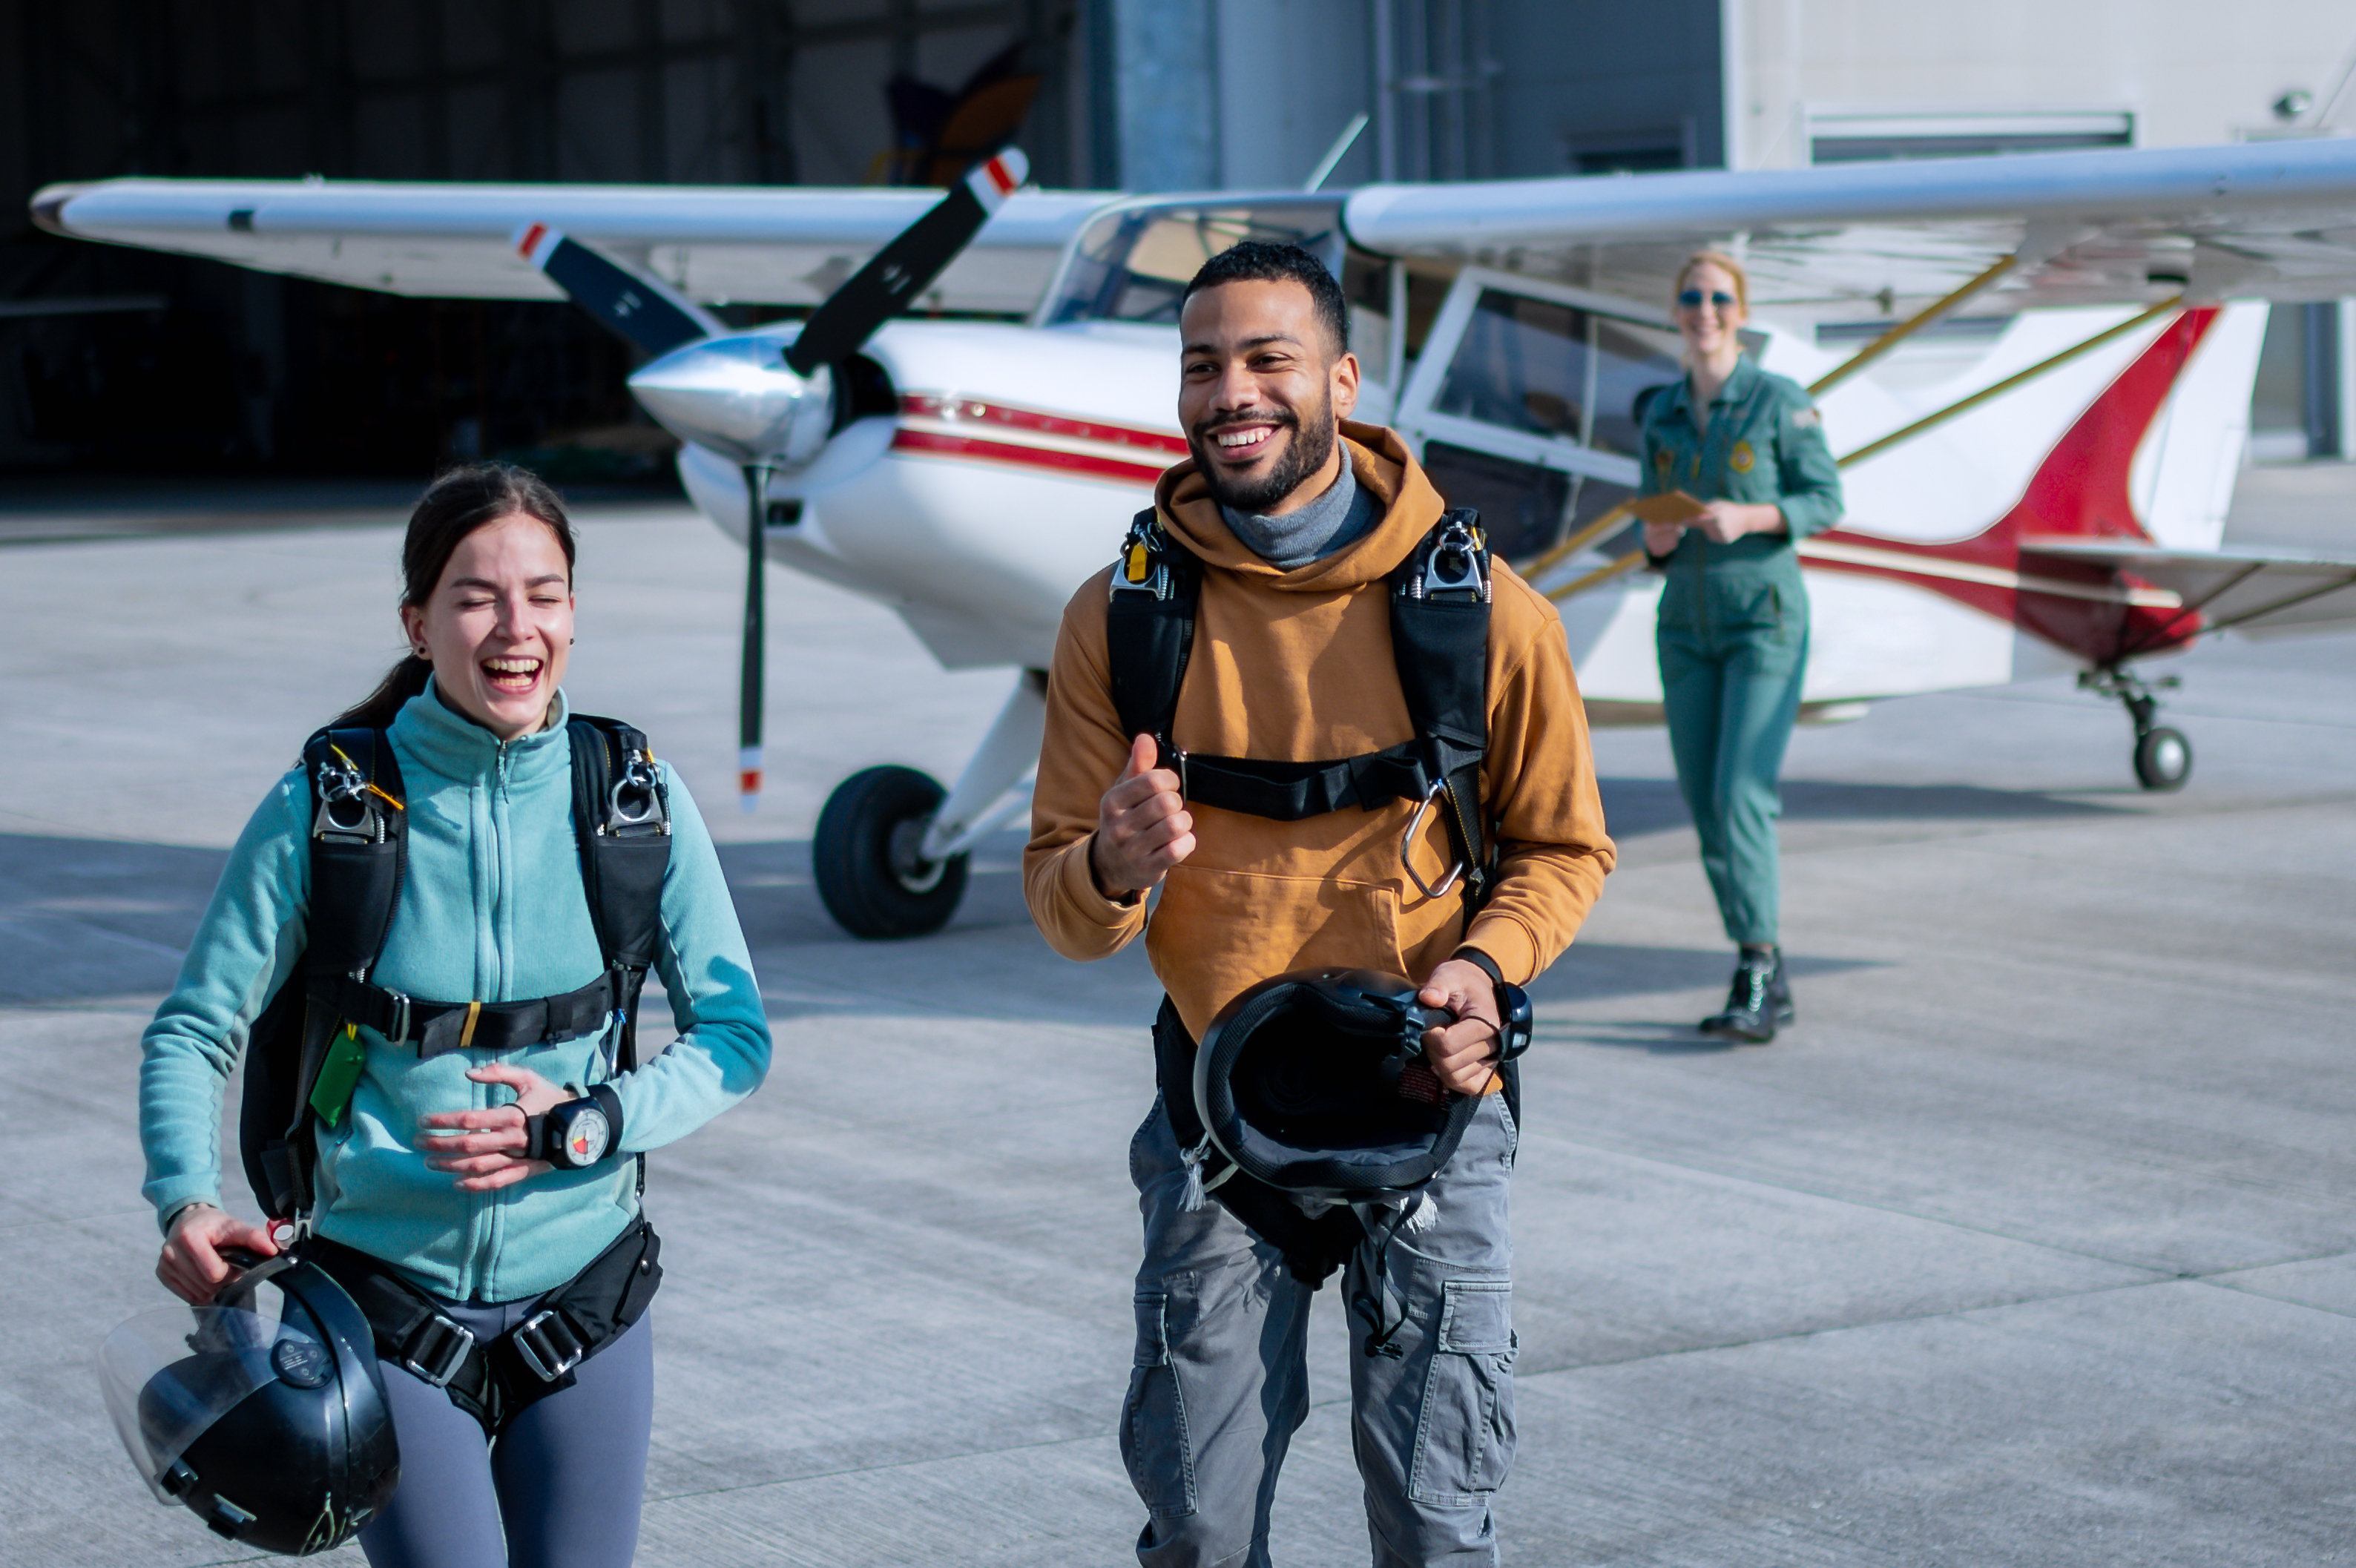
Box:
left=356, top=1297, right=653, bottom=1568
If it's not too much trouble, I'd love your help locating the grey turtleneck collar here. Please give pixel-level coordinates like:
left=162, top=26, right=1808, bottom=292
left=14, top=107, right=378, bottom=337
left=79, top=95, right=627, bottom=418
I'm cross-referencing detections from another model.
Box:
left=1219, top=455, right=1381, bottom=570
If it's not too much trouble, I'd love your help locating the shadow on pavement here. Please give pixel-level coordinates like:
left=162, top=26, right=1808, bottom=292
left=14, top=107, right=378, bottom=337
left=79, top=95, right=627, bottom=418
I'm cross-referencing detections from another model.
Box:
left=3, top=827, right=1875, bottom=1026
left=0, top=833, right=226, bottom=1004
left=1598, top=774, right=2125, bottom=838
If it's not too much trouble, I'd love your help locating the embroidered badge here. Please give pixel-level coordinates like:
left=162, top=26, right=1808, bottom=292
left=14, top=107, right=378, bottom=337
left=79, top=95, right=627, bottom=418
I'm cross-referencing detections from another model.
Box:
left=1729, top=440, right=1755, bottom=474
left=1789, top=406, right=1822, bottom=429
left=1653, top=448, right=1673, bottom=475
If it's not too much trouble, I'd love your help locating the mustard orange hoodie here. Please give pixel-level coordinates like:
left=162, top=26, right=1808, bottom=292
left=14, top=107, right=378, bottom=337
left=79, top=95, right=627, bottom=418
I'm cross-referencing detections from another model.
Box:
left=1023, top=423, right=1615, bottom=1040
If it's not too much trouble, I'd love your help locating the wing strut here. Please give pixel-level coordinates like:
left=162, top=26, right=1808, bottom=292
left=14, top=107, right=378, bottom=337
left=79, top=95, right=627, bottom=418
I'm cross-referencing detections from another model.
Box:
left=1835, top=296, right=2182, bottom=469
left=1807, top=251, right=2018, bottom=398
left=1539, top=295, right=2190, bottom=608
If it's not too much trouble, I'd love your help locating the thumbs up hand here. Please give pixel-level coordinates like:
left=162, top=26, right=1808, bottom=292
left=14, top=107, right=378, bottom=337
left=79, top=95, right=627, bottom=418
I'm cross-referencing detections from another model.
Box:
left=1090, top=733, right=1194, bottom=898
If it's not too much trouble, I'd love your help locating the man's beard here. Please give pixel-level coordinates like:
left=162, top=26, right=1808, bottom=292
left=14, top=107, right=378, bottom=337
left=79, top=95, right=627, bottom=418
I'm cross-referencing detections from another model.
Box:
left=1191, top=395, right=1337, bottom=513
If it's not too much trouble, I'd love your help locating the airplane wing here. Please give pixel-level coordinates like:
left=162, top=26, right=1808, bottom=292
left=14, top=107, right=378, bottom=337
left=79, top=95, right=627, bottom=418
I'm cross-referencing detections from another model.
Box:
left=2018, top=539, right=2356, bottom=645
left=30, top=179, right=1113, bottom=315
left=1342, top=137, right=2356, bottom=323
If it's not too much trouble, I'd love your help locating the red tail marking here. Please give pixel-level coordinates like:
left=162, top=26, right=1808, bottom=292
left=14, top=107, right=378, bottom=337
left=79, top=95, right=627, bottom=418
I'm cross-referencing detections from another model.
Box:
left=1805, top=306, right=2221, bottom=662
left=1989, top=305, right=2220, bottom=547
left=518, top=222, right=548, bottom=262
left=983, top=155, right=1019, bottom=197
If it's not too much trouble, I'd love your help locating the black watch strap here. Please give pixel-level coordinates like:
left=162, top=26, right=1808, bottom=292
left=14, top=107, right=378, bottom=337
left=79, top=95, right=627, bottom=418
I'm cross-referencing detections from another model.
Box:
left=1454, top=946, right=1506, bottom=991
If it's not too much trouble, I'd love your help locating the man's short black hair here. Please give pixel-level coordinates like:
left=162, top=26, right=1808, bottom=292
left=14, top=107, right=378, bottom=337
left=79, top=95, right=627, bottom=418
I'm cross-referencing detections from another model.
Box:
left=1181, top=241, right=1350, bottom=358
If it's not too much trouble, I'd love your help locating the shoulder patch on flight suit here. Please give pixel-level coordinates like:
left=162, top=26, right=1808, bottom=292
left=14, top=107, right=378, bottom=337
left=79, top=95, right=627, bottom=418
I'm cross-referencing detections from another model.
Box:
left=1653, top=448, right=1674, bottom=475
left=1789, top=406, right=1822, bottom=429
left=1729, top=440, right=1755, bottom=474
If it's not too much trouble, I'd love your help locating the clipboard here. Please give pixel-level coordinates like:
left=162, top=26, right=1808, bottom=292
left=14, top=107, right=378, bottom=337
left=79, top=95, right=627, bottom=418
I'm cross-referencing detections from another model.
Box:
left=1629, top=490, right=1708, bottom=524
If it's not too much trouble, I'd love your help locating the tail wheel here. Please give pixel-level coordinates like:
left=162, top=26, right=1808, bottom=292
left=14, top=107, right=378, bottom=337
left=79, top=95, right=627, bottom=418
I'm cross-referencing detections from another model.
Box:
left=813, top=765, right=970, bottom=938
left=2133, top=726, right=2192, bottom=792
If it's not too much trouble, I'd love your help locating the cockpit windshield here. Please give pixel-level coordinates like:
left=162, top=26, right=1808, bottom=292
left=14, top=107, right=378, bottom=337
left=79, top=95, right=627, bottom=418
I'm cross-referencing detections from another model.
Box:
left=1039, top=199, right=1348, bottom=328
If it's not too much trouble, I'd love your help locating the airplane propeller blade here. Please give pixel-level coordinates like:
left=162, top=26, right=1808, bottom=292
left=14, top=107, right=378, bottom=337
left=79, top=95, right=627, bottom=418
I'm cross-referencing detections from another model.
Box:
left=782, top=148, right=1027, bottom=376
left=739, top=464, right=769, bottom=809
left=735, top=147, right=1026, bottom=811
left=532, top=152, right=1028, bottom=811
left=516, top=223, right=724, bottom=358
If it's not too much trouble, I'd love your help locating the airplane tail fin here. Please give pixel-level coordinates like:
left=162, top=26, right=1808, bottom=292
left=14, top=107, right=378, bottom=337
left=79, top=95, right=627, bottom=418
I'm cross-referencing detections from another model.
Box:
left=1988, top=306, right=2222, bottom=545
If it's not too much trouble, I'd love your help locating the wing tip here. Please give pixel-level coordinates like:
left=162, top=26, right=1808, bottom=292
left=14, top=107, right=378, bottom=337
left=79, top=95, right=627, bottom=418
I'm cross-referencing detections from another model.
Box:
left=30, top=182, right=88, bottom=237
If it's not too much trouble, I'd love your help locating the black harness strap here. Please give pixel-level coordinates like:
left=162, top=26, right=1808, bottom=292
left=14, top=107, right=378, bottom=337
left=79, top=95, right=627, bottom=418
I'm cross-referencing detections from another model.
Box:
left=309, top=969, right=626, bottom=1057
left=1104, top=504, right=1498, bottom=907
left=305, top=1219, right=663, bottom=1438
left=249, top=718, right=673, bottom=1222
left=257, top=728, right=411, bottom=1219
left=566, top=715, right=672, bottom=1078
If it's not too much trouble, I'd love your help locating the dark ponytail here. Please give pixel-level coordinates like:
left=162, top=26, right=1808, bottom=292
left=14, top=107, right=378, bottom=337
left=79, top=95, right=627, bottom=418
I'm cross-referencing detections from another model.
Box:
left=334, top=463, right=578, bottom=731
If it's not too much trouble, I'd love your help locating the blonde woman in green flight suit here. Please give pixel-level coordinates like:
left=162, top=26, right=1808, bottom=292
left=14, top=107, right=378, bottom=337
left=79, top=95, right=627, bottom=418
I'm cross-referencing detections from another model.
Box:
left=1637, top=251, right=1843, bottom=1042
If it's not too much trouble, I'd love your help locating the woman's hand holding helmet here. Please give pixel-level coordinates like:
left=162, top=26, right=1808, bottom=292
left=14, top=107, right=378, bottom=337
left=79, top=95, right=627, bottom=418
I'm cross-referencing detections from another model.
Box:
left=156, top=1202, right=280, bottom=1305
left=419, top=1061, right=570, bottom=1190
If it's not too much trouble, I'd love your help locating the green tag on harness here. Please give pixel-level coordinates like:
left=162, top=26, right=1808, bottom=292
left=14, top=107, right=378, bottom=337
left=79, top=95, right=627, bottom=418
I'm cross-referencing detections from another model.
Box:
left=308, top=1024, right=368, bottom=1127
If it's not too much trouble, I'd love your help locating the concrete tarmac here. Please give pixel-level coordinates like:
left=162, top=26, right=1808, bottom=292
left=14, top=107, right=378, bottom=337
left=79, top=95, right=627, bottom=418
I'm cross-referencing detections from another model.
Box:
left=2, top=474, right=2353, bottom=1567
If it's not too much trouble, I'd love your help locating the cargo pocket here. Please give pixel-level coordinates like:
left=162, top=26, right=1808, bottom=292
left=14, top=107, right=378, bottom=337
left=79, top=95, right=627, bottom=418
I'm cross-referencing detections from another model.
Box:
left=1407, top=1278, right=1518, bottom=1506
left=1119, top=1290, right=1196, bottom=1518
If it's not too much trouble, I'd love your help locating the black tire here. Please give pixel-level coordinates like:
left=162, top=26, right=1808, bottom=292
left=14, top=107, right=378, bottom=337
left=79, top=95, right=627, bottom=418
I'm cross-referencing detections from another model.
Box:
left=2133, top=726, right=2192, bottom=792
left=812, top=765, right=970, bottom=938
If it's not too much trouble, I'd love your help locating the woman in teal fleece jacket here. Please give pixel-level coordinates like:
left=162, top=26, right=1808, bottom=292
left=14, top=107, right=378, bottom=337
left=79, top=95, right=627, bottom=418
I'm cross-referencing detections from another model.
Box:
left=140, top=464, right=770, bottom=1568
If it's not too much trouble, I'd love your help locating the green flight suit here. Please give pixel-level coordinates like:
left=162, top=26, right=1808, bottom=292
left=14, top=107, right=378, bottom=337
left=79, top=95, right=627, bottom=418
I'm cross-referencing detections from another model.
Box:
left=1638, top=353, right=1843, bottom=947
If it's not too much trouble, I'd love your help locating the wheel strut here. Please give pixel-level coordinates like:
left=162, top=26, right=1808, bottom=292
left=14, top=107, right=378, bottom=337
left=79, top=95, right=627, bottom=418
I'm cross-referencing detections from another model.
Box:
left=2078, top=666, right=2192, bottom=791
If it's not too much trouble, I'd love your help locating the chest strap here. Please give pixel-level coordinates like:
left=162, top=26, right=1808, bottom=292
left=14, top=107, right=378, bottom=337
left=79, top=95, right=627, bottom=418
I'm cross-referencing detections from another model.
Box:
left=309, top=969, right=628, bottom=1059
left=305, top=1219, right=662, bottom=1438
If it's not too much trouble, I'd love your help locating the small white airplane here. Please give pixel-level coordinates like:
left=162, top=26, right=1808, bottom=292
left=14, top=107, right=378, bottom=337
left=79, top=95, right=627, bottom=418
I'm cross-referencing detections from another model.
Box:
left=36, top=137, right=2356, bottom=938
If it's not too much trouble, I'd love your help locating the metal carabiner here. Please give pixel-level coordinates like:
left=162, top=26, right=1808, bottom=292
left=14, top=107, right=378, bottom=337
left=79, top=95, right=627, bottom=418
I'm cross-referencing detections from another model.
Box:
left=1421, top=516, right=1487, bottom=599
left=1399, top=780, right=1466, bottom=900
left=608, top=751, right=662, bottom=828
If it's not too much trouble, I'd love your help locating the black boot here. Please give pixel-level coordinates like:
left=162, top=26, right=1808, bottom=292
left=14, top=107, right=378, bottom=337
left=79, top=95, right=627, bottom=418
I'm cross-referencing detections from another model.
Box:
left=1700, top=948, right=1790, bottom=1042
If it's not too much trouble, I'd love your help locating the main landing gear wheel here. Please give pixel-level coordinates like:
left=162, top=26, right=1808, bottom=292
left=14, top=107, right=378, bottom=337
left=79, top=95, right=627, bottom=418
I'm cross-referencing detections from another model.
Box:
left=2133, top=726, right=2192, bottom=791
left=2080, top=666, right=2191, bottom=794
left=813, top=765, right=970, bottom=938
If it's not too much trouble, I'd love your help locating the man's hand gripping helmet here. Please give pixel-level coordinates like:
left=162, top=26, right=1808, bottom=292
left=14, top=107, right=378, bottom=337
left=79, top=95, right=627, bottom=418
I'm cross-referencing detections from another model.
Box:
left=1192, top=967, right=1532, bottom=1204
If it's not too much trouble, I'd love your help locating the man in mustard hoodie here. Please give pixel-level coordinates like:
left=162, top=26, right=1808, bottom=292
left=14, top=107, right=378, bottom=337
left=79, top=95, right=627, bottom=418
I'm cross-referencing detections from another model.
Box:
left=1024, top=243, right=1613, bottom=1567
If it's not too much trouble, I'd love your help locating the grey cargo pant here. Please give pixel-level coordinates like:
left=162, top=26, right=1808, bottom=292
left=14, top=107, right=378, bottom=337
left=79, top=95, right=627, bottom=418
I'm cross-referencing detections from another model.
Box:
left=1123, top=1092, right=1518, bottom=1568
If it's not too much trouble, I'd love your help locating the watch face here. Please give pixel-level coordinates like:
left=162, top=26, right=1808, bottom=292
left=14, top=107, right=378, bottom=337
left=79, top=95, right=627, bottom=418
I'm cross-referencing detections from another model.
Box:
left=559, top=1104, right=610, bottom=1167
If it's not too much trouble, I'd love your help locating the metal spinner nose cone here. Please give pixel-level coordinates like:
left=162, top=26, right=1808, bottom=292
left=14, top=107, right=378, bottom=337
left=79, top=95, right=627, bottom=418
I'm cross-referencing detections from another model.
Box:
left=627, top=331, right=826, bottom=467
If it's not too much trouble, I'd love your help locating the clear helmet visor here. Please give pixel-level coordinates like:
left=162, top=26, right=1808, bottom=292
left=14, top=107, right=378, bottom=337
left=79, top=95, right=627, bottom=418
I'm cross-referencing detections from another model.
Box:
left=96, top=1275, right=332, bottom=1503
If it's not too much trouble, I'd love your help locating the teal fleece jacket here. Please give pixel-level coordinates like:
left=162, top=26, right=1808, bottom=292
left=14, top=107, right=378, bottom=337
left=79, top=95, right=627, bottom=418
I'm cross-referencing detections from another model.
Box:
left=139, top=683, right=771, bottom=1302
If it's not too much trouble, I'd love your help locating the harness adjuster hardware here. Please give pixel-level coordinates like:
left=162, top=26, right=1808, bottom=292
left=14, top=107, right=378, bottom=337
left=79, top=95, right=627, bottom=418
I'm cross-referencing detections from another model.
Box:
left=403, top=1314, right=477, bottom=1389
left=1417, top=516, right=1490, bottom=602
left=513, top=1308, right=588, bottom=1382
left=384, top=989, right=412, bottom=1050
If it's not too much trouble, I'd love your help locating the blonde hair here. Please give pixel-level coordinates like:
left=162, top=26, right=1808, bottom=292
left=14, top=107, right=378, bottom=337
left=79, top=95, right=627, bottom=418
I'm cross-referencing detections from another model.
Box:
left=1675, top=250, right=1749, bottom=311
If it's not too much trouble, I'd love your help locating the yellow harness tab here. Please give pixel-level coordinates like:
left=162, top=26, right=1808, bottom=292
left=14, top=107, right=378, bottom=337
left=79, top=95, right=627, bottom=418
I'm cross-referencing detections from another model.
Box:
left=458, top=1001, right=483, bottom=1050
left=1124, top=539, right=1151, bottom=584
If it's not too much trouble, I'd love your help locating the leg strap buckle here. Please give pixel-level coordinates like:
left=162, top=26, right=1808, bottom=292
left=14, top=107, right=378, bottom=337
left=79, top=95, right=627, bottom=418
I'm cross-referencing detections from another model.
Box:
left=513, top=1308, right=587, bottom=1383
left=401, top=1313, right=476, bottom=1389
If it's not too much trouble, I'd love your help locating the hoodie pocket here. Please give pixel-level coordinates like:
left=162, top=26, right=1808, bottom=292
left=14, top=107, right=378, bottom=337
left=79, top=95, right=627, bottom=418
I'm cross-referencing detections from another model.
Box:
left=1149, top=863, right=1409, bottom=1009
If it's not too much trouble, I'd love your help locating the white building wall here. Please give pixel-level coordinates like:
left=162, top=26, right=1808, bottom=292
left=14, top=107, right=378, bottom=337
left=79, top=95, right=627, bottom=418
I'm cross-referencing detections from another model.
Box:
left=1726, top=0, right=2356, bottom=168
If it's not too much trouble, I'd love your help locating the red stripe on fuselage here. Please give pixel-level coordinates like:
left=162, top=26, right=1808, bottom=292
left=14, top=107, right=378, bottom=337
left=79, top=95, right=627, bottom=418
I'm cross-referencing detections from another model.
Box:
left=1803, top=306, right=2220, bottom=663
left=890, top=427, right=1170, bottom=486
left=898, top=394, right=1189, bottom=457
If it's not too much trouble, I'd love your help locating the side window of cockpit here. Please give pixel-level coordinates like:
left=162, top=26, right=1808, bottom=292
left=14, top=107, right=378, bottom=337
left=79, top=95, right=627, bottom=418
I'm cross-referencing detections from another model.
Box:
left=1433, top=290, right=1680, bottom=452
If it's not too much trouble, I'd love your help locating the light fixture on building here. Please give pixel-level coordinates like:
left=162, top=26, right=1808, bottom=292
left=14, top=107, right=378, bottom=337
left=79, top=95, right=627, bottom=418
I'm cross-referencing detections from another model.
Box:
left=2272, top=90, right=2313, bottom=122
